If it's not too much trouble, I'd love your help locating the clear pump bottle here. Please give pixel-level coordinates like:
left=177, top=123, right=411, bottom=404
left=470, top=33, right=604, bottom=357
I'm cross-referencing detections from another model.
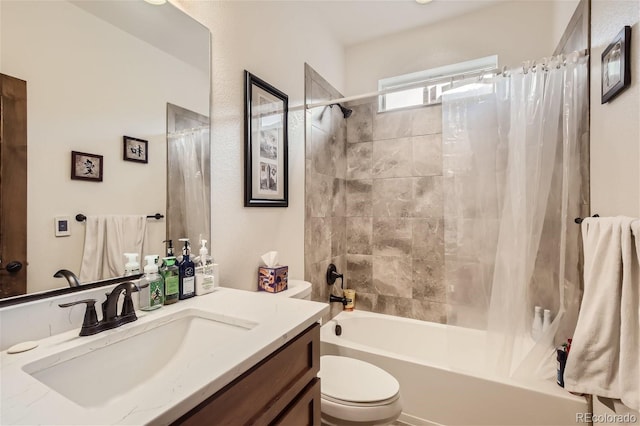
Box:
left=123, top=253, right=140, bottom=276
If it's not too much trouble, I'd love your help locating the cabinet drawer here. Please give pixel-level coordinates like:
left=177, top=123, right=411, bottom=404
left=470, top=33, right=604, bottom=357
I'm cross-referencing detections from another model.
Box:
left=175, top=323, right=320, bottom=426
left=273, top=378, right=321, bottom=426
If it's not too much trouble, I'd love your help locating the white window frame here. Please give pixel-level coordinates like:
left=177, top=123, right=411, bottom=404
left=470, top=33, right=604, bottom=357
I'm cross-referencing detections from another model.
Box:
left=378, top=55, right=498, bottom=112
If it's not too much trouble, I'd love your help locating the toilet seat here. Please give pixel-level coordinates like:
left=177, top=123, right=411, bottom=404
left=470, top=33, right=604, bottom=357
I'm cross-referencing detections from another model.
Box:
left=319, top=356, right=402, bottom=426
left=320, top=355, right=400, bottom=404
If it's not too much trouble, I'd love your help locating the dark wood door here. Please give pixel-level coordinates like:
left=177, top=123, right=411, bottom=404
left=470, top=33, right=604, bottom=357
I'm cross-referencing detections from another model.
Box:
left=0, top=74, right=28, bottom=297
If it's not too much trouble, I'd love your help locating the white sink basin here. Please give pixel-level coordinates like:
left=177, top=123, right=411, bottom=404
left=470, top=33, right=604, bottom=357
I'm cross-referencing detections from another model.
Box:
left=22, top=309, right=257, bottom=407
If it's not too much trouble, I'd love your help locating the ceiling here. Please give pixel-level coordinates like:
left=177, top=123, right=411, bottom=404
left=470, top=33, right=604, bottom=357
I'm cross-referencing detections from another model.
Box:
left=305, top=0, right=503, bottom=47
left=69, top=0, right=503, bottom=70
left=70, top=0, right=210, bottom=73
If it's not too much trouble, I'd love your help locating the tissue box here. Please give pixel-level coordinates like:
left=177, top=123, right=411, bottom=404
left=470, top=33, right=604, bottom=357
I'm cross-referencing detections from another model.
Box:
left=258, top=266, right=288, bottom=293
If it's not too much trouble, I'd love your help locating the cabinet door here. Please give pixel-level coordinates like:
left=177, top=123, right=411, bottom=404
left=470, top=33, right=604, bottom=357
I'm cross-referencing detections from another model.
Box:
left=273, top=378, right=321, bottom=426
left=175, top=323, right=319, bottom=426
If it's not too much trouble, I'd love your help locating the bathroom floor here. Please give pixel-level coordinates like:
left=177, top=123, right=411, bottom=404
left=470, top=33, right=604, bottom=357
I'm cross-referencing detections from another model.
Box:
left=391, top=420, right=412, bottom=426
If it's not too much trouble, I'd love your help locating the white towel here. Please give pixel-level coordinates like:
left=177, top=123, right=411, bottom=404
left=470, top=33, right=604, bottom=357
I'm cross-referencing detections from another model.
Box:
left=564, top=217, right=640, bottom=411
left=79, top=215, right=147, bottom=282
left=620, top=220, right=640, bottom=410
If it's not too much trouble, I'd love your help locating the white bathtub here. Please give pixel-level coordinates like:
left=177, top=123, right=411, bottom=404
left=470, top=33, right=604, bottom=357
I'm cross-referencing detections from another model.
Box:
left=321, top=310, right=587, bottom=426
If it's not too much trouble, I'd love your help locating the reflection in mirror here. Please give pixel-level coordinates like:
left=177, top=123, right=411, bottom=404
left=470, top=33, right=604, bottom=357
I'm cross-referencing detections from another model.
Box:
left=0, top=0, right=210, bottom=301
left=167, top=104, right=211, bottom=249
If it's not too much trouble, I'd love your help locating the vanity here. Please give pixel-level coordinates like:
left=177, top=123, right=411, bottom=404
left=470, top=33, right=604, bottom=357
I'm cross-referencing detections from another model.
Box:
left=0, top=288, right=328, bottom=425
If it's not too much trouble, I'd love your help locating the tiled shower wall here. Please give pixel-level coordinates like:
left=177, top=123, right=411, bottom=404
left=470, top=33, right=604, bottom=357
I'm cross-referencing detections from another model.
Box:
left=343, top=100, right=447, bottom=323
left=304, top=65, right=453, bottom=324
left=304, top=64, right=347, bottom=320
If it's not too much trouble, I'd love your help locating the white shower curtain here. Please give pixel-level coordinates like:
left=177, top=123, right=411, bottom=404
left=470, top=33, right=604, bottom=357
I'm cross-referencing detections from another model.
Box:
left=442, top=52, right=588, bottom=379
left=167, top=127, right=211, bottom=247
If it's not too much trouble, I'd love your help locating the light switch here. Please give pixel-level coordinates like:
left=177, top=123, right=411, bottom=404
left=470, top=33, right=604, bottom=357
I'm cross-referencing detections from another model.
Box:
left=55, top=216, right=71, bottom=237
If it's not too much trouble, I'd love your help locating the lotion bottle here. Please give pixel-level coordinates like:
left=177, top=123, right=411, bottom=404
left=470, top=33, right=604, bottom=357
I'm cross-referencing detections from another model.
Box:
left=194, top=239, right=215, bottom=295
left=178, top=238, right=195, bottom=300
left=139, top=255, right=164, bottom=310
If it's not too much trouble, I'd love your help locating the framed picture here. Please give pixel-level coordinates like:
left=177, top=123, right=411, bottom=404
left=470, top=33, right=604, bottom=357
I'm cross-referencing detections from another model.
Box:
left=244, top=70, right=288, bottom=207
left=71, top=151, right=103, bottom=182
left=601, top=26, right=631, bottom=104
left=123, top=136, right=148, bottom=163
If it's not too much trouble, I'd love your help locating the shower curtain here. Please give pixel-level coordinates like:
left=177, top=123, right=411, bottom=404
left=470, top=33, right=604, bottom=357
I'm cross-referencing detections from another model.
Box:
left=167, top=127, right=211, bottom=247
left=441, top=51, right=588, bottom=379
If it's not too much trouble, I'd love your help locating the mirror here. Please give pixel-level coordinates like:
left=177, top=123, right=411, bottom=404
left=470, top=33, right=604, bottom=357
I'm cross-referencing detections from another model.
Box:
left=0, top=0, right=210, bottom=301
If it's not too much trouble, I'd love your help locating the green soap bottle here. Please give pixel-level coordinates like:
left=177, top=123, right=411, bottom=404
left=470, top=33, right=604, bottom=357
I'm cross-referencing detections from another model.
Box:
left=140, top=255, right=164, bottom=310
left=160, top=256, right=179, bottom=305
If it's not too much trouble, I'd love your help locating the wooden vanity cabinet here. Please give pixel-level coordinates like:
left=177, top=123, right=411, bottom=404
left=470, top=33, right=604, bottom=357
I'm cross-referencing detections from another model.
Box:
left=174, top=323, right=321, bottom=426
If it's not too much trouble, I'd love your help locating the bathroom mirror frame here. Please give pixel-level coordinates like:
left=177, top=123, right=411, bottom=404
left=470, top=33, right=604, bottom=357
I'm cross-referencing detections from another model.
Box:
left=0, top=0, right=212, bottom=307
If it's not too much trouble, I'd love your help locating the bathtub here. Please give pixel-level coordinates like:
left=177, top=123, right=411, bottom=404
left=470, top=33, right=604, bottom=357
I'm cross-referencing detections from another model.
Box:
left=321, top=310, right=587, bottom=426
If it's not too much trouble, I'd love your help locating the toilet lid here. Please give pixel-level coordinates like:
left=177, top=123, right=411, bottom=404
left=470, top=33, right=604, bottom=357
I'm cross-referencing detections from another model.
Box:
left=319, top=356, right=400, bottom=403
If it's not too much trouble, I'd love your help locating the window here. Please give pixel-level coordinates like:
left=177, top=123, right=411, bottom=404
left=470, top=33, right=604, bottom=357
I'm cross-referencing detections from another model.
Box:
left=378, top=55, right=498, bottom=112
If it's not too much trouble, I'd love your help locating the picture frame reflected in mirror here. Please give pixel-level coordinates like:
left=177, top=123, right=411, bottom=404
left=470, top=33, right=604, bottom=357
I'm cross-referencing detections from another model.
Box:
left=71, top=150, right=103, bottom=182
left=123, top=135, right=149, bottom=164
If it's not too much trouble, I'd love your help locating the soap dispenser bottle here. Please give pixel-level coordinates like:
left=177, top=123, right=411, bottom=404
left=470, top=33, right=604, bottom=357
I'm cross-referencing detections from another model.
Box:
left=178, top=238, right=195, bottom=300
left=123, top=253, right=140, bottom=276
left=194, top=239, right=215, bottom=296
left=163, top=239, right=174, bottom=257
left=160, top=256, right=179, bottom=305
left=140, top=255, right=164, bottom=311
left=532, top=306, right=543, bottom=341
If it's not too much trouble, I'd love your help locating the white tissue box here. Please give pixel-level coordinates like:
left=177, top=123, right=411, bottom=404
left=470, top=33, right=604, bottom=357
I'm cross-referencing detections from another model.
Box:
left=258, top=266, right=288, bottom=293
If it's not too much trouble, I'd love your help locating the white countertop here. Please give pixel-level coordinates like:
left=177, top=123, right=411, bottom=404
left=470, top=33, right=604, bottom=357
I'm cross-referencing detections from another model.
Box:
left=0, top=288, right=328, bottom=425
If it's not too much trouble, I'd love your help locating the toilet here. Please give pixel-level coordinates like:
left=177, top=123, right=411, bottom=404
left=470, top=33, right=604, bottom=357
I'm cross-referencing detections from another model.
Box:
left=272, top=280, right=403, bottom=426
left=319, top=355, right=402, bottom=426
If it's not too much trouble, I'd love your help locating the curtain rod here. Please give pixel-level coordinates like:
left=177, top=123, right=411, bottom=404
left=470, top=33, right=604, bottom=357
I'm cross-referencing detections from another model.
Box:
left=305, top=49, right=588, bottom=110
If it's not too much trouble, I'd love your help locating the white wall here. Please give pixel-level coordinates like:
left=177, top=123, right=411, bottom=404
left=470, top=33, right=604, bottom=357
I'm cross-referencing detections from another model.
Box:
left=590, top=0, right=640, bottom=217
left=178, top=1, right=345, bottom=291
left=550, top=0, right=582, bottom=51
left=344, top=1, right=557, bottom=96
left=1, top=1, right=208, bottom=293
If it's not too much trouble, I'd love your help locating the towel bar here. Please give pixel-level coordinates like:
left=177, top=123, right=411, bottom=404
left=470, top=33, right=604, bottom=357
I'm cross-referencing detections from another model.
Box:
left=75, top=213, right=164, bottom=222
left=574, top=214, right=599, bottom=224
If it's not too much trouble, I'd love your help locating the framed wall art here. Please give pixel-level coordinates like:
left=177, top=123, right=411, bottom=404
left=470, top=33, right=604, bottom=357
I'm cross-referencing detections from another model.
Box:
left=71, top=151, right=103, bottom=182
left=123, top=135, right=148, bottom=163
left=244, top=70, right=288, bottom=207
left=601, top=26, right=631, bottom=104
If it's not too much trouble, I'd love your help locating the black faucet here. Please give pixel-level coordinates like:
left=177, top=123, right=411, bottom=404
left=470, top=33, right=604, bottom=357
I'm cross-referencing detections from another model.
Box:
left=59, top=281, right=139, bottom=336
left=53, top=269, right=81, bottom=288
left=327, top=264, right=351, bottom=305
left=329, top=294, right=349, bottom=306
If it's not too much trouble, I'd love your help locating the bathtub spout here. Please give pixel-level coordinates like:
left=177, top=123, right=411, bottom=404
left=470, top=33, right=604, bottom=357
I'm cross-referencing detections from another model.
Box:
left=329, top=294, right=349, bottom=306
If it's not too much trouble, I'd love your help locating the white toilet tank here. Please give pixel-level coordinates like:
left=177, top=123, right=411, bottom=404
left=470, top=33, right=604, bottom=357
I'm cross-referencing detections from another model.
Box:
left=259, top=279, right=312, bottom=300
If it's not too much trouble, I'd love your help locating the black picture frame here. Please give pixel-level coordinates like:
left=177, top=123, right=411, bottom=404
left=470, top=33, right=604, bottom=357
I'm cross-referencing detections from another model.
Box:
left=123, top=135, right=148, bottom=163
left=71, top=151, right=103, bottom=182
left=601, top=26, right=631, bottom=104
left=244, top=70, right=288, bottom=207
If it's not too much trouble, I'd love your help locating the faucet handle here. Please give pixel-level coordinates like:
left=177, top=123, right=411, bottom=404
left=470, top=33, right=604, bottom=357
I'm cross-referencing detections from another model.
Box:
left=119, top=281, right=139, bottom=318
left=59, top=299, right=99, bottom=336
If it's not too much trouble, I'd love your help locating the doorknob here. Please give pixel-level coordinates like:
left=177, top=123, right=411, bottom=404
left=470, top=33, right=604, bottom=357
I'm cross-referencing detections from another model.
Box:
left=4, top=261, right=23, bottom=273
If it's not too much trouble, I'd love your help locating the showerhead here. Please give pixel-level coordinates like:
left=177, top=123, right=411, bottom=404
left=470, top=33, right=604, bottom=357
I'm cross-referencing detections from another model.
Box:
left=329, top=103, right=353, bottom=119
